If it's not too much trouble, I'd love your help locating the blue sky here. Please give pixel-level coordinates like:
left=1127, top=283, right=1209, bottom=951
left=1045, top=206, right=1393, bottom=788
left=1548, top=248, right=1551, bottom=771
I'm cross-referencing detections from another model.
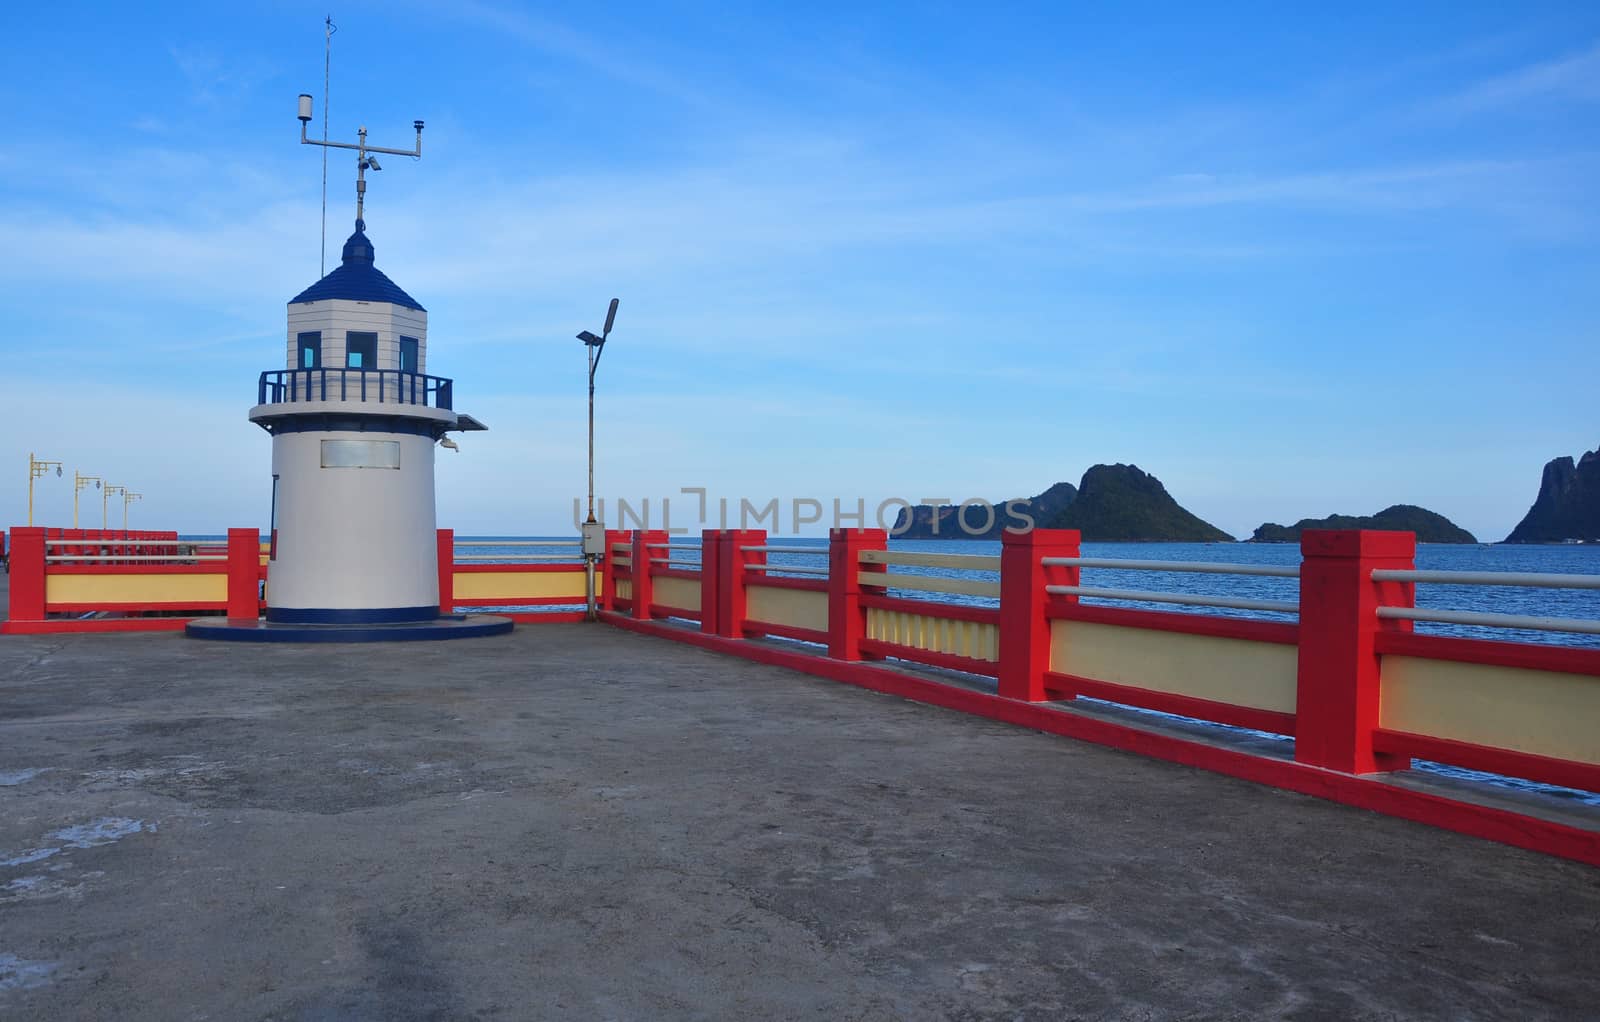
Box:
left=2, top=1, right=1596, bottom=539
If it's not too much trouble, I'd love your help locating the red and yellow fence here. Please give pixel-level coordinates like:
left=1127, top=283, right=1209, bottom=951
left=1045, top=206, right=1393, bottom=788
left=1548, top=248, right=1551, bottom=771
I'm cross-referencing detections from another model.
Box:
left=7, top=519, right=1597, bottom=863
left=604, top=527, right=1600, bottom=866
left=3, top=527, right=259, bottom=634
left=3, top=527, right=597, bottom=632
left=436, top=529, right=593, bottom=622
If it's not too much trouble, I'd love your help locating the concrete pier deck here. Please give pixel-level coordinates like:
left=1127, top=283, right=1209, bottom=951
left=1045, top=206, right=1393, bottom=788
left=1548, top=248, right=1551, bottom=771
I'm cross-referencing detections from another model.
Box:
left=2, top=619, right=1597, bottom=1020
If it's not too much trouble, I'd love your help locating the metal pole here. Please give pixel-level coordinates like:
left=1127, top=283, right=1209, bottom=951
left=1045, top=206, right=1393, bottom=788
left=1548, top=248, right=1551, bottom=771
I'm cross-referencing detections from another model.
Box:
left=355, top=127, right=368, bottom=227
left=73, top=473, right=99, bottom=530
left=588, top=343, right=596, bottom=522
left=320, top=15, right=334, bottom=278
left=584, top=341, right=598, bottom=621
left=28, top=454, right=62, bottom=527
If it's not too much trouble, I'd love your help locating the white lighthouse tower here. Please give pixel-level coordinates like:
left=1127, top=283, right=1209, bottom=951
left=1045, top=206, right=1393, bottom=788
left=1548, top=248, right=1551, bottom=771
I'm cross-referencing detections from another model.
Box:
left=189, top=96, right=506, bottom=641
left=256, top=226, right=459, bottom=623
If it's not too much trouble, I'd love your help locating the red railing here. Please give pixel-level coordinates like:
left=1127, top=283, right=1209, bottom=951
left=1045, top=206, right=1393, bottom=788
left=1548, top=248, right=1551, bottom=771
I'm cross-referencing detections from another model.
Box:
left=8, top=521, right=1596, bottom=863
left=602, top=527, right=1600, bottom=865
left=3, top=527, right=261, bottom=634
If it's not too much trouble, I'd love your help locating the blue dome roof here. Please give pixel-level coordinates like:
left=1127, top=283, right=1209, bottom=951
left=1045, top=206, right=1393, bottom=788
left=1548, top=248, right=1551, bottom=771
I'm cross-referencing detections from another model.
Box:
left=288, top=228, right=425, bottom=311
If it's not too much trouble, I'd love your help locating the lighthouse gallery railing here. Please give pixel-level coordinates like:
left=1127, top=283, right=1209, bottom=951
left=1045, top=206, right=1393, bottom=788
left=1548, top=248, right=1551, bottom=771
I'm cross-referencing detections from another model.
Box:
left=257, top=368, right=453, bottom=410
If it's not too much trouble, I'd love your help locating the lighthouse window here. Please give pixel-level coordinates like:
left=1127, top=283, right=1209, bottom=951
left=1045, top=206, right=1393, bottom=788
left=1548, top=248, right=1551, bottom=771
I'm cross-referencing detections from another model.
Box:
left=321, top=439, right=401, bottom=469
left=297, top=332, right=321, bottom=369
left=346, top=331, right=378, bottom=368
left=400, top=336, right=419, bottom=373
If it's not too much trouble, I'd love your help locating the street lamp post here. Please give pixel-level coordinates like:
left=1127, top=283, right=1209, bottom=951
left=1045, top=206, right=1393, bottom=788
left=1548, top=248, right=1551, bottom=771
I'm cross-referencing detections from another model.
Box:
left=104, top=485, right=125, bottom=532
left=28, top=453, right=63, bottom=527
left=577, top=298, right=620, bottom=622
left=123, top=491, right=141, bottom=530
left=73, top=472, right=101, bottom=530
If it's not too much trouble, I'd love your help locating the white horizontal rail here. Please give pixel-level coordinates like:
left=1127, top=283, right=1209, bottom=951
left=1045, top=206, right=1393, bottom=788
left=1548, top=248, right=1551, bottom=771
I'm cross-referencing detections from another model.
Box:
left=1043, top=557, right=1300, bottom=578
left=455, top=540, right=577, bottom=547
left=1048, top=584, right=1298, bottom=615
left=741, top=545, right=828, bottom=555
left=868, top=572, right=1001, bottom=598
left=1371, top=569, right=1600, bottom=589
left=1377, top=606, right=1600, bottom=636
left=747, top=564, right=829, bottom=576
left=652, top=559, right=702, bottom=570
left=46, top=555, right=226, bottom=563
left=455, top=554, right=581, bottom=561
left=859, top=550, right=1001, bottom=571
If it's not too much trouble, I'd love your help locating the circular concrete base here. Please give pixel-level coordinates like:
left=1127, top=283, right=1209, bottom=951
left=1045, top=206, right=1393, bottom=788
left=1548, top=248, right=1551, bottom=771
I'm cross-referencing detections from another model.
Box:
left=185, top=614, right=514, bottom=643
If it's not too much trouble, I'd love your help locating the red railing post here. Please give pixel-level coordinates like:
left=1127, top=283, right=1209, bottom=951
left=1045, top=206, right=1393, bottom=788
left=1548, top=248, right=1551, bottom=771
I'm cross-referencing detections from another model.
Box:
left=998, top=527, right=1081, bottom=701
left=6, top=527, right=47, bottom=624
left=600, top=529, right=631, bottom=612
left=719, top=529, right=767, bottom=638
left=436, top=528, right=454, bottom=616
left=699, top=529, right=723, bottom=634
left=226, top=528, right=261, bottom=620
left=631, top=529, right=667, bottom=619
left=828, top=528, right=887, bottom=660
left=1295, top=529, right=1416, bottom=774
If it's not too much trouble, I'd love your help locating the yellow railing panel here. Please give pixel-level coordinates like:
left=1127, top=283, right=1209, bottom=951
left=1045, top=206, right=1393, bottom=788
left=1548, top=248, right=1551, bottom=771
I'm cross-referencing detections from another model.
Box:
left=747, top=585, right=829, bottom=634
left=653, top=575, right=702, bottom=614
left=1381, top=656, right=1600, bottom=766
left=46, top=572, right=228, bottom=606
left=867, top=608, right=999, bottom=661
left=1050, top=619, right=1297, bottom=714
left=453, top=570, right=587, bottom=601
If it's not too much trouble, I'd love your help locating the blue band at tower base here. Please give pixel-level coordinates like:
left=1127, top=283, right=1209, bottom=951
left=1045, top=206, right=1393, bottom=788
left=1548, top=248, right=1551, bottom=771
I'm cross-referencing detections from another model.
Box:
left=266, top=605, right=440, bottom=624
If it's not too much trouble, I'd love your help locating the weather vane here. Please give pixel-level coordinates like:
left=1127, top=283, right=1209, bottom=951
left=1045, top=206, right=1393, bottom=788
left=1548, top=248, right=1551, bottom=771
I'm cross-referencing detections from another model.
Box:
left=296, top=92, right=423, bottom=234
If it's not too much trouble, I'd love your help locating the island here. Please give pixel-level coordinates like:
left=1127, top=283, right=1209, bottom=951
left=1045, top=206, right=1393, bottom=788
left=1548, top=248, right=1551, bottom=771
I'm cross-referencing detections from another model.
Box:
left=892, top=482, right=1077, bottom=539
left=1504, top=444, right=1600, bottom=543
left=1249, top=505, right=1477, bottom=544
left=895, top=464, right=1232, bottom=542
left=1047, top=464, right=1233, bottom=542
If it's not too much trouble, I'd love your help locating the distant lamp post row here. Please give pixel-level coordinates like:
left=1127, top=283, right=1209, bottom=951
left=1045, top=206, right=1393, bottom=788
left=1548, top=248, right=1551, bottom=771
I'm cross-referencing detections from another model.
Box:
left=27, top=454, right=141, bottom=530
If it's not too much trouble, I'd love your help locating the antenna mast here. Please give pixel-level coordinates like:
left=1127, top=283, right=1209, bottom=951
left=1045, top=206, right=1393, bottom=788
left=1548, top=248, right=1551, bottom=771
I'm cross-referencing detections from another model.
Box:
left=319, top=15, right=336, bottom=278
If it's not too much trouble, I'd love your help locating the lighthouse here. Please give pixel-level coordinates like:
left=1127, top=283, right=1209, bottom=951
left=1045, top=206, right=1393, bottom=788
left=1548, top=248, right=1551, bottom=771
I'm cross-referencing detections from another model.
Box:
left=188, top=97, right=508, bottom=641
left=254, top=227, right=461, bottom=621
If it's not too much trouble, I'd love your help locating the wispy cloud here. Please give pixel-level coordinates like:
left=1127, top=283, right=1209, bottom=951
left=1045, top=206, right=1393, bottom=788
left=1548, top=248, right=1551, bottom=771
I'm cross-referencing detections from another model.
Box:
left=168, top=44, right=280, bottom=109
left=1436, top=40, right=1600, bottom=114
left=444, top=0, right=717, bottom=110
